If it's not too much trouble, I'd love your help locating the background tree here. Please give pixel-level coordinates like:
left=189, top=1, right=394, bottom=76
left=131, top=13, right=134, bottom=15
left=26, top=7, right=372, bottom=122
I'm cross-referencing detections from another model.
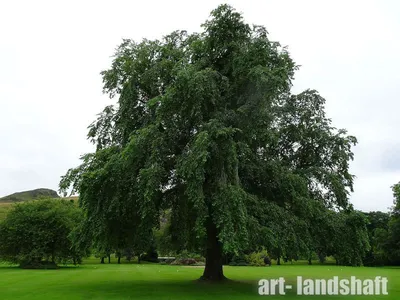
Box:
left=385, top=183, right=400, bottom=265
left=362, top=211, right=390, bottom=266
left=0, top=199, right=84, bottom=268
left=332, top=210, right=370, bottom=266
left=60, top=4, right=357, bottom=281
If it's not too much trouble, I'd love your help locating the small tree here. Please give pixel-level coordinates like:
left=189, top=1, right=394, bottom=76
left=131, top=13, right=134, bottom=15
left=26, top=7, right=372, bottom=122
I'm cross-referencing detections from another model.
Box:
left=0, top=199, right=84, bottom=268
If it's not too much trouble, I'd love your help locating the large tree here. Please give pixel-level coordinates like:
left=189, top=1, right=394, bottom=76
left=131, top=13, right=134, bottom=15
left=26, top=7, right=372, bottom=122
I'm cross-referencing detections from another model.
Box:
left=60, top=4, right=357, bottom=281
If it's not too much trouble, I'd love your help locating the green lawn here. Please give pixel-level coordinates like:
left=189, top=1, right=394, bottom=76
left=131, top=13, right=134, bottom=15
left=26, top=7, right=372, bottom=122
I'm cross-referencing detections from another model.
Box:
left=0, top=260, right=399, bottom=299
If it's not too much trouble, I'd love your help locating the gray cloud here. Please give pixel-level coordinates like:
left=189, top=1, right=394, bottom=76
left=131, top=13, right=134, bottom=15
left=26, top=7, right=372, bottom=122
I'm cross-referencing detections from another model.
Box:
left=378, top=144, right=400, bottom=172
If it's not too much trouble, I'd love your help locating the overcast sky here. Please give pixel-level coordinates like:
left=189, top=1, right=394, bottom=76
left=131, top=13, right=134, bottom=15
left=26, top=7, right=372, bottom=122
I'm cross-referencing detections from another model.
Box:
left=1, top=0, right=399, bottom=212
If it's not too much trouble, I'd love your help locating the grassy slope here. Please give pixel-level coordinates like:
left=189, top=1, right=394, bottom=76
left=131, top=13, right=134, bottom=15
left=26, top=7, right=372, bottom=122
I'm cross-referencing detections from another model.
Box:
left=0, top=197, right=79, bottom=221
left=0, top=259, right=399, bottom=299
left=0, top=188, right=60, bottom=203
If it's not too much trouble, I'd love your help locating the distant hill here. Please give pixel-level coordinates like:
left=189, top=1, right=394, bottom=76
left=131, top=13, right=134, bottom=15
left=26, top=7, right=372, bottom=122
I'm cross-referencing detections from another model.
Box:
left=0, top=188, right=60, bottom=203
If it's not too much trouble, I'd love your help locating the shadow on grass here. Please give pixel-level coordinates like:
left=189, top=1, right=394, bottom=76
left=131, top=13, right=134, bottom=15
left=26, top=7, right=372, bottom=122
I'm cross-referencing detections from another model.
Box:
left=56, top=279, right=260, bottom=299
left=0, top=266, right=19, bottom=269
left=0, top=264, right=82, bottom=270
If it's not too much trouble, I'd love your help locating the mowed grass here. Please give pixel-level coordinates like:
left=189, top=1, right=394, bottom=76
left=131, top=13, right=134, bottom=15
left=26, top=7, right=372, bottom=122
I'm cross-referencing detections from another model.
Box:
left=0, top=259, right=399, bottom=299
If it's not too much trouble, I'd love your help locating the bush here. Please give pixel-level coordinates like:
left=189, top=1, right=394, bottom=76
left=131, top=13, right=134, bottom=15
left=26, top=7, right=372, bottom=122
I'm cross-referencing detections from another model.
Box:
left=171, top=258, right=197, bottom=265
left=245, top=248, right=270, bottom=266
left=20, top=260, right=58, bottom=269
left=170, top=250, right=205, bottom=265
left=0, top=199, right=84, bottom=268
left=176, top=250, right=205, bottom=262
left=229, top=254, right=248, bottom=266
left=140, top=246, right=159, bottom=263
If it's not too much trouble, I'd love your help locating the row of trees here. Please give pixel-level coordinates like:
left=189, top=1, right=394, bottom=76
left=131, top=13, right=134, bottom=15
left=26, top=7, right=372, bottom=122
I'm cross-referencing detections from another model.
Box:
left=1, top=193, right=398, bottom=269
left=155, top=203, right=371, bottom=267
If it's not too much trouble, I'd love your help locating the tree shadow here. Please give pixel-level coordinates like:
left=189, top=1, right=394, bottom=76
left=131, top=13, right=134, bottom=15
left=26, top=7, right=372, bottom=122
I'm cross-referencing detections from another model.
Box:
left=56, top=279, right=260, bottom=299
left=0, top=264, right=81, bottom=270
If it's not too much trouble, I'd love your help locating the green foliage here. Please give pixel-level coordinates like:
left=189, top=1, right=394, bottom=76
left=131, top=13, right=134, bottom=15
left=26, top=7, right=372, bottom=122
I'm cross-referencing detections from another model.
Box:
left=363, top=211, right=390, bottom=266
left=0, top=199, right=84, bottom=267
left=176, top=250, right=205, bottom=262
left=170, top=258, right=197, bottom=265
left=0, top=204, right=12, bottom=221
left=140, top=243, right=159, bottom=263
left=332, top=210, right=370, bottom=266
left=122, top=248, right=135, bottom=261
left=59, top=4, right=358, bottom=280
left=384, top=183, right=400, bottom=265
left=168, top=250, right=205, bottom=265
left=245, top=248, right=269, bottom=266
left=154, top=210, right=176, bottom=256
left=229, top=254, right=248, bottom=266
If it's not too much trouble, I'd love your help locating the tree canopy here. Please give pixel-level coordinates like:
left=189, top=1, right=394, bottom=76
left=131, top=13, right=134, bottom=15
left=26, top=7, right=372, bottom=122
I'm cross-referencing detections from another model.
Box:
left=60, top=4, right=358, bottom=280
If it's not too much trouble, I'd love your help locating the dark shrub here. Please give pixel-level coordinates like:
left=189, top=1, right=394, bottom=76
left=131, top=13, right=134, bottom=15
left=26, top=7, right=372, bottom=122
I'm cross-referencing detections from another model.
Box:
left=20, top=260, right=58, bottom=269
left=230, top=254, right=248, bottom=266
left=141, top=246, right=159, bottom=263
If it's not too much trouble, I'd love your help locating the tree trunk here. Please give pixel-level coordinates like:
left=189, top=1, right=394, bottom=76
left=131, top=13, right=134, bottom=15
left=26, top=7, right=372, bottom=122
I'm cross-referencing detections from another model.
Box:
left=108, top=255, right=111, bottom=264
left=118, top=255, right=121, bottom=264
left=308, top=257, right=312, bottom=265
left=276, top=247, right=281, bottom=265
left=101, top=257, right=105, bottom=264
left=200, top=221, right=226, bottom=281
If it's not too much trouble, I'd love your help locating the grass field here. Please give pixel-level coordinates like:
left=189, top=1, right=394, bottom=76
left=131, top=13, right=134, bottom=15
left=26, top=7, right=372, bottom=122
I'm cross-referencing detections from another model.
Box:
left=0, top=259, right=399, bottom=299
left=0, top=197, right=398, bottom=299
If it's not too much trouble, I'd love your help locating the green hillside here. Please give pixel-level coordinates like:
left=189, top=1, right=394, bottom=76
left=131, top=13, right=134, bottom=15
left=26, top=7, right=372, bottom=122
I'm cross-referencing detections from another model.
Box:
left=0, top=191, right=78, bottom=221
left=0, top=188, right=60, bottom=203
